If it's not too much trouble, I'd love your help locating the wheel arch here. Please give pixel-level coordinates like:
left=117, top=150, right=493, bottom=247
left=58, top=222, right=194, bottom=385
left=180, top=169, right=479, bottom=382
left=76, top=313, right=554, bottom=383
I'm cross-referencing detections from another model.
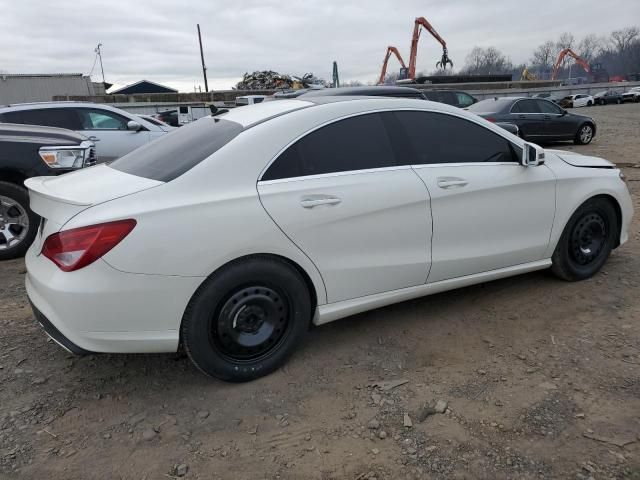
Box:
left=0, top=169, right=28, bottom=187
left=183, top=253, right=320, bottom=329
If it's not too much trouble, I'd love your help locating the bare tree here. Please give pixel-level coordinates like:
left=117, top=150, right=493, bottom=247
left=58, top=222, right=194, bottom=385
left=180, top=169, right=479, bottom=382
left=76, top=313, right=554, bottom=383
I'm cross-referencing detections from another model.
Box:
left=610, top=26, right=640, bottom=54
left=530, top=40, right=555, bottom=70
left=577, top=34, right=604, bottom=62
left=461, top=47, right=513, bottom=75
left=556, top=32, right=575, bottom=51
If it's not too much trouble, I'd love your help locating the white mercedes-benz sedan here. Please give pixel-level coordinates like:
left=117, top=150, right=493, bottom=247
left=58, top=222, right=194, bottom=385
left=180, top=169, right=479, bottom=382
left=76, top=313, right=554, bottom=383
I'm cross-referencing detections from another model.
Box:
left=24, top=97, right=633, bottom=382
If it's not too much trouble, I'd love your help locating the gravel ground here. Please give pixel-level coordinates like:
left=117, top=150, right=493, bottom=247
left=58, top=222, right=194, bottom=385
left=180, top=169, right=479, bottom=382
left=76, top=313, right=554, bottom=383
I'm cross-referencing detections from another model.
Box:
left=1, top=102, right=639, bottom=480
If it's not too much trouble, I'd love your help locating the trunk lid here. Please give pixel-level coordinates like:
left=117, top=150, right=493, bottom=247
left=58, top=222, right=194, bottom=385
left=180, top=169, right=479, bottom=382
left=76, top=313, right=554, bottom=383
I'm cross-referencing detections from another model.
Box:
left=25, top=164, right=163, bottom=227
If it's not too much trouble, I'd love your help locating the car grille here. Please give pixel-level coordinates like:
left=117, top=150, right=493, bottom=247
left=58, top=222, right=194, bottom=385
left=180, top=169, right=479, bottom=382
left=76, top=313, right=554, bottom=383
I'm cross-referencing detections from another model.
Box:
left=85, top=147, right=97, bottom=167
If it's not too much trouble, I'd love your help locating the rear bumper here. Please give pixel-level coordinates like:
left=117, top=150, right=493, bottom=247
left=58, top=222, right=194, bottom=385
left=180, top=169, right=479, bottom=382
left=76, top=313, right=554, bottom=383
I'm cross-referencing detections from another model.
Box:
left=25, top=244, right=205, bottom=354
left=30, top=302, right=92, bottom=355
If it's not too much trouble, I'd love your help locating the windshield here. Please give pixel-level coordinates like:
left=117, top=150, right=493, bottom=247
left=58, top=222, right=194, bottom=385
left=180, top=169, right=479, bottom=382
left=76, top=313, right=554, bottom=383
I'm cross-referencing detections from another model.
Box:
left=109, top=117, right=243, bottom=182
left=467, top=98, right=513, bottom=113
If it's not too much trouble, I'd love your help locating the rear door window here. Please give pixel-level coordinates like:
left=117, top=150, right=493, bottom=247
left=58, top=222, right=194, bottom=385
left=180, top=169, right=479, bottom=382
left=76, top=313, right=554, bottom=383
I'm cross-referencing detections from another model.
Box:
left=511, top=100, right=540, bottom=113
left=109, top=117, right=243, bottom=182
left=261, top=113, right=397, bottom=181
left=536, top=100, right=563, bottom=114
left=0, top=108, right=82, bottom=130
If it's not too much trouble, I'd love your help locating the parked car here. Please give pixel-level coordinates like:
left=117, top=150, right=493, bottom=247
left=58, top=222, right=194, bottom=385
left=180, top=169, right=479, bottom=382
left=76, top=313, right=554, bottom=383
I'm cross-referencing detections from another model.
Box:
left=155, top=109, right=179, bottom=127
left=559, top=94, right=594, bottom=108
left=421, top=90, right=478, bottom=108
left=0, top=102, right=174, bottom=162
left=621, top=86, right=640, bottom=103
left=468, top=97, right=597, bottom=144
left=0, top=123, right=95, bottom=259
left=532, top=92, right=562, bottom=104
left=24, top=97, right=632, bottom=382
left=593, top=90, right=623, bottom=105
left=301, top=86, right=427, bottom=99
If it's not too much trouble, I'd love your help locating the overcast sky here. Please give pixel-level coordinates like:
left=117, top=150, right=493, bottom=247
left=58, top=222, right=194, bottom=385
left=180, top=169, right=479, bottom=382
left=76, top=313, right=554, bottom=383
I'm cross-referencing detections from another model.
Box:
left=1, top=0, right=638, bottom=91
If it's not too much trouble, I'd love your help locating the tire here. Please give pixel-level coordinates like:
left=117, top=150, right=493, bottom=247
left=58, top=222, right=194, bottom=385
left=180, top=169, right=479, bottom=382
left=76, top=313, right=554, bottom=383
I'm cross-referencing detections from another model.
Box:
left=181, top=256, right=312, bottom=382
left=587, top=101, right=593, bottom=106
left=574, top=123, right=594, bottom=145
left=0, top=181, right=39, bottom=260
left=551, top=198, right=618, bottom=281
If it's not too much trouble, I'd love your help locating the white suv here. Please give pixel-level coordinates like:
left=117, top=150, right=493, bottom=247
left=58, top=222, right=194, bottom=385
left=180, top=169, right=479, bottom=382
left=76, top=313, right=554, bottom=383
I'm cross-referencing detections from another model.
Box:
left=0, top=102, right=175, bottom=162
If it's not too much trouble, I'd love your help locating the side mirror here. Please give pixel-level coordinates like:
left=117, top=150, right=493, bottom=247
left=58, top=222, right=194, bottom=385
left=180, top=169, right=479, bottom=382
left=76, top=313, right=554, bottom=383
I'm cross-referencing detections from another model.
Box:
left=127, top=120, right=142, bottom=132
left=521, top=141, right=545, bottom=167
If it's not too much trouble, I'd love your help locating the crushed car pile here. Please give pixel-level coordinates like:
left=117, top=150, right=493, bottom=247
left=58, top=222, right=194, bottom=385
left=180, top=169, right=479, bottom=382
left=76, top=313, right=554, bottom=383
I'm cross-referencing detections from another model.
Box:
left=235, top=70, right=326, bottom=90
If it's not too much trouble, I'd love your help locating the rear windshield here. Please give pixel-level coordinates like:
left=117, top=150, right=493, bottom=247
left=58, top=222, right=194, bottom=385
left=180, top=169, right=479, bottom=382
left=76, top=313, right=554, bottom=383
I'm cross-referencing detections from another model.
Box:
left=109, top=117, right=243, bottom=182
left=467, top=98, right=514, bottom=114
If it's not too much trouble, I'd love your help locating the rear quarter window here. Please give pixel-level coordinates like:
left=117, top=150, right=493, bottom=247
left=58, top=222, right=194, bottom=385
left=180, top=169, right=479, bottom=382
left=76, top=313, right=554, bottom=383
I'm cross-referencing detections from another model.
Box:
left=109, top=117, right=243, bottom=182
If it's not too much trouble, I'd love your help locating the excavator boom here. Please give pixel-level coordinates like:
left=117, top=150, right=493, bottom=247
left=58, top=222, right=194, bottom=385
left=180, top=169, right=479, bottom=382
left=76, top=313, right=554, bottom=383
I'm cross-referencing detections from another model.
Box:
left=551, top=48, right=591, bottom=80
left=378, top=46, right=407, bottom=84
left=408, top=16, right=453, bottom=79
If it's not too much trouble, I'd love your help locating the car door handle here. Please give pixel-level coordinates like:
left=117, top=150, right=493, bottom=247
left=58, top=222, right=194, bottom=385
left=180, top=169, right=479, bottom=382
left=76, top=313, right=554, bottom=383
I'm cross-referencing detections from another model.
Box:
left=88, top=136, right=101, bottom=142
left=518, top=115, right=526, bottom=119
left=437, top=178, right=468, bottom=189
left=300, top=196, right=342, bottom=208
left=543, top=115, right=551, bottom=120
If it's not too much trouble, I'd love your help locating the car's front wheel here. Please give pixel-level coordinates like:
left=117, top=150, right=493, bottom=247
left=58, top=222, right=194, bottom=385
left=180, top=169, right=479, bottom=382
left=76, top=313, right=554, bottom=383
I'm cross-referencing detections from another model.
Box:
left=0, top=182, right=39, bottom=260
left=181, top=256, right=312, bottom=382
left=551, top=198, right=618, bottom=281
left=587, top=100, right=593, bottom=106
left=574, top=123, right=594, bottom=145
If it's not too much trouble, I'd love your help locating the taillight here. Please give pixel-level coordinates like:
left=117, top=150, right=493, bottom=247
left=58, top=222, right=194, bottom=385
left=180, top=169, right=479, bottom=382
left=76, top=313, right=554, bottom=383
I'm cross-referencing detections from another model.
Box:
left=485, top=117, right=497, bottom=123
left=41, top=220, right=136, bottom=272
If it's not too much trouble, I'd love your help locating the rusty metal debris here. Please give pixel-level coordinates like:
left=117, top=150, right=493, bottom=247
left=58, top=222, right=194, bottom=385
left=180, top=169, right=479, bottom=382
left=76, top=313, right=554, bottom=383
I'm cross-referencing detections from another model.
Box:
left=235, top=71, right=326, bottom=90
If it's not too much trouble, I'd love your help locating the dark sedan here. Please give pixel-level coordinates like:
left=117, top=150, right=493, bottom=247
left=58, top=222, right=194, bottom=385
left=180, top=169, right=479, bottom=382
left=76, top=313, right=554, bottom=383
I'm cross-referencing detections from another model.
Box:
left=468, top=97, right=596, bottom=145
left=593, top=90, right=623, bottom=105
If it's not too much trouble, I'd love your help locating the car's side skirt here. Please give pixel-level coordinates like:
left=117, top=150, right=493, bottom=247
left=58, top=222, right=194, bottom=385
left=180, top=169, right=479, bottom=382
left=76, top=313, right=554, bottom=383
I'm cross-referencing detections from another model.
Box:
left=313, top=259, right=552, bottom=325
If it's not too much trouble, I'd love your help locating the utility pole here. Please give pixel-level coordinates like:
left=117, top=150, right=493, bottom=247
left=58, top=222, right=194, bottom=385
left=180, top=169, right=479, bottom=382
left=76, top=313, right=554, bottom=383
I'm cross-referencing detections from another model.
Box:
left=197, top=24, right=209, bottom=92
left=95, top=43, right=105, bottom=84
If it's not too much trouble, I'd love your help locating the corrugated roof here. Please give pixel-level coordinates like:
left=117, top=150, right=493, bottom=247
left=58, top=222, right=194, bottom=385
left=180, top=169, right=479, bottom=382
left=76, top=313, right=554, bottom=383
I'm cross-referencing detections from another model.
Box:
left=0, top=73, right=86, bottom=78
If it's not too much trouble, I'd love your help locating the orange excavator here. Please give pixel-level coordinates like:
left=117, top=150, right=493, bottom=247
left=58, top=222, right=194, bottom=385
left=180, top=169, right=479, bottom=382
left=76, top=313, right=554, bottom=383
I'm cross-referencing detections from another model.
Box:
left=378, top=46, right=407, bottom=84
left=551, top=48, right=591, bottom=80
left=378, top=16, right=453, bottom=84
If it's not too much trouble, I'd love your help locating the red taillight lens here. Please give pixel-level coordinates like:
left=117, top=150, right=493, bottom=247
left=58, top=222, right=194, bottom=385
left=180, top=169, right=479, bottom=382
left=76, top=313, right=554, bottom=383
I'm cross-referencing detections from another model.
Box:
left=486, top=117, right=496, bottom=123
left=41, top=220, right=136, bottom=272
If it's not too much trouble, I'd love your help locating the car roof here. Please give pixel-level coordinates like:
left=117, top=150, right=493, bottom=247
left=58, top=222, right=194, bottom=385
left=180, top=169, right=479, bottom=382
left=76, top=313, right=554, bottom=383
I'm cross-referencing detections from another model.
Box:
left=0, top=101, right=125, bottom=113
left=301, top=86, right=425, bottom=97
left=221, top=95, right=478, bottom=129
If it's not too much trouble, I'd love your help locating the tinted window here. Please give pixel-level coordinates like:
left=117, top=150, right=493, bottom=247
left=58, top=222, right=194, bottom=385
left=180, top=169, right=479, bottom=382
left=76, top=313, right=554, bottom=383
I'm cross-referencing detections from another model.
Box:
left=110, top=118, right=243, bottom=182
left=262, top=113, right=396, bottom=181
left=392, top=111, right=520, bottom=164
left=536, top=100, right=562, bottom=114
left=1, top=108, right=81, bottom=130
left=455, top=92, right=475, bottom=107
left=253, top=97, right=264, bottom=104
left=77, top=109, right=129, bottom=130
left=467, top=98, right=514, bottom=114
left=511, top=99, right=540, bottom=113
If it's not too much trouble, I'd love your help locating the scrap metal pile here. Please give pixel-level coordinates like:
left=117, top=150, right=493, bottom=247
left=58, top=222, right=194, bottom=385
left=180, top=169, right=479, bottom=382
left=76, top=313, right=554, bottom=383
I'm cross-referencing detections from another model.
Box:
left=235, top=71, right=326, bottom=90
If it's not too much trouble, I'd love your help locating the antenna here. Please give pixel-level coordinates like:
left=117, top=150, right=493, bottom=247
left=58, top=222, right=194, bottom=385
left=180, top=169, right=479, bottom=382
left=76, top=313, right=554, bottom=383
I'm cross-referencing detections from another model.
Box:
left=95, top=43, right=105, bottom=84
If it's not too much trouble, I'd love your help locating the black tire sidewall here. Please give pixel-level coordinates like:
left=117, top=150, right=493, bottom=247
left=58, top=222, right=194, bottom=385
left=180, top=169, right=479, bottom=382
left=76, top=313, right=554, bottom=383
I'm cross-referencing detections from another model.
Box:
left=0, top=181, right=39, bottom=260
left=553, top=199, right=617, bottom=281
left=575, top=124, right=593, bottom=145
left=182, top=258, right=311, bottom=382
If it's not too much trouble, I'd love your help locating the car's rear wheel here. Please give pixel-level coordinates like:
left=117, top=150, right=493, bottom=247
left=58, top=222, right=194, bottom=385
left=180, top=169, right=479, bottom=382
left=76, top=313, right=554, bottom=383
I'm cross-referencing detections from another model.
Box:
left=0, top=182, right=39, bottom=261
left=587, top=100, right=593, bottom=106
left=551, top=198, right=618, bottom=281
left=181, top=256, right=312, bottom=382
left=616, top=98, right=622, bottom=104
left=574, top=123, right=594, bottom=145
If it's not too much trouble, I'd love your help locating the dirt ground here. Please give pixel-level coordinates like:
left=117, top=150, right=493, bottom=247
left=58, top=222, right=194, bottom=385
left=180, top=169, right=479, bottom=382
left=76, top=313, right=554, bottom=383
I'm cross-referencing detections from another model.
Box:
left=1, top=103, right=639, bottom=480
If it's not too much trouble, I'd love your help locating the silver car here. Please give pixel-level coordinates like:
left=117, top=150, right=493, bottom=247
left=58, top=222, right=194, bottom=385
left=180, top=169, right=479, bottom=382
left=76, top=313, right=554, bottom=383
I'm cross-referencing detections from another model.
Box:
left=0, top=102, right=175, bottom=162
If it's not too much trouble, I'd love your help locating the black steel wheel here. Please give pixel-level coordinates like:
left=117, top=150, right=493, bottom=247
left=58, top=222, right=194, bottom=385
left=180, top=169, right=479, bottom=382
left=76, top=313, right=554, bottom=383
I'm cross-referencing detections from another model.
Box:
left=552, top=198, right=618, bottom=281
left=181, top=256, right=312, bottom=382
left=212, top=285, right=290, bottom=361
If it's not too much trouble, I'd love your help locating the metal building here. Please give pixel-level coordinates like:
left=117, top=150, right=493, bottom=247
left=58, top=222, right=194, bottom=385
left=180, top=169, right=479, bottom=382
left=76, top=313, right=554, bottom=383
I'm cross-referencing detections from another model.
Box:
left=0, top=73, right=99, bottom=104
